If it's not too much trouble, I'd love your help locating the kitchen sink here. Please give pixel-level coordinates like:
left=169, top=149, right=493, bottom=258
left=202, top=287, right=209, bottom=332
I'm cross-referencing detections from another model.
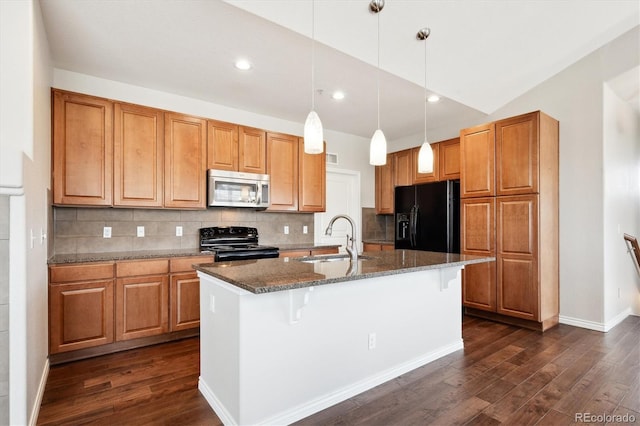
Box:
left=294, top=254, right=374, bottom=264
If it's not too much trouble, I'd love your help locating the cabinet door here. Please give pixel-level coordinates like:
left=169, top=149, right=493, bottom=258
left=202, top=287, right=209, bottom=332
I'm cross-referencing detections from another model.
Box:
left=170, top=272, right=200, bottom=332
left=116, top=274, right=169, bottom=341
left=267, top=132, right=299, bottom=211
left=439, top=138, right=461, bottom=181
left=298, top=139, right=326, bottom=212
left=496, top=112, right=539, bottom=195
left=460, top=123, right=495, bottom=198
left=413, top=144, right=439, bottom=184
left=393, top=149, right=414, bottom=187
left=164, top=113, right=207, bottom=209
left=114, top=103, right=164, bottom=207
left=375, top=155, right=393, bottom=214
left=239, top=126, right=266, bottom=174
left=207, top=119, right=239, bottom=171
left=461, top=197, right=496, bottom=311
left=497, top=195, right=539, bottom=320
left=49, top=280, right=114, bottom=354
left=52, top=90, right=113, bottom=206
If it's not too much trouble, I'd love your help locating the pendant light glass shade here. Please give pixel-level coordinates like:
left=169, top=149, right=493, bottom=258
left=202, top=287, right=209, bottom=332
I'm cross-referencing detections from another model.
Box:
left=370, top=129, right=387, bottom=165
left=304, top=110, right=324, bottom=154
left=417, top=140, right=434, bottom=173
left=304, top=0, right=323, bottom=155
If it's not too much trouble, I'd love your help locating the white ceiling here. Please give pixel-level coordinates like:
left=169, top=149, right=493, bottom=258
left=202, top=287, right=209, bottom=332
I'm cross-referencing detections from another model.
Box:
left=39, top=0, right=639, bottom=141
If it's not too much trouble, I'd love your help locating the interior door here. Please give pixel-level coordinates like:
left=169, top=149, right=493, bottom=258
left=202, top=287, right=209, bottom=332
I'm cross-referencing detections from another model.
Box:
left=314, top=168, right=361, bottom=253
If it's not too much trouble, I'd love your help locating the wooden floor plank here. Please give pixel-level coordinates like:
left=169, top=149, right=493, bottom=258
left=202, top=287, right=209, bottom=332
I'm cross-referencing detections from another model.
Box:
left=37, top=315, right=640, bottom=426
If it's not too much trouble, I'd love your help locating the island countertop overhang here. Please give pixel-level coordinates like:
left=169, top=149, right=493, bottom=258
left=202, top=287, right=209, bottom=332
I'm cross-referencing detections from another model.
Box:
left=194, top=249, right=494, bottom=294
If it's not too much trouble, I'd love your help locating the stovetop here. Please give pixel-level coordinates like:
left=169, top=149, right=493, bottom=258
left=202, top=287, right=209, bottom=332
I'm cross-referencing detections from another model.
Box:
left=199, top=226, right=278, bottom=260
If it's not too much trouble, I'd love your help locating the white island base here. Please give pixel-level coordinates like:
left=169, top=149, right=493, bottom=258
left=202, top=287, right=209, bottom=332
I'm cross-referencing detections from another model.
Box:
left=198, top=266, right=464, bottom=425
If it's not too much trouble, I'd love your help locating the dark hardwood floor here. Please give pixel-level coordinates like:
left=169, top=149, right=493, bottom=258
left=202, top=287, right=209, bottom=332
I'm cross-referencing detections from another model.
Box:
left=37, top=315, right=640, bottom=425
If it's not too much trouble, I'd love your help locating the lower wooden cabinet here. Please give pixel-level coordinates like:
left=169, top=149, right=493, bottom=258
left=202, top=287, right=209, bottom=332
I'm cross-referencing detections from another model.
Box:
left=49, top=255, right=212, bottom=358
left=362, top=242, right=395, bottom=252
left=116, top=274, right=169, bottom=341
left=279, top=247, right=339, bottom=258
left=49, top=263, right=115, bottom=354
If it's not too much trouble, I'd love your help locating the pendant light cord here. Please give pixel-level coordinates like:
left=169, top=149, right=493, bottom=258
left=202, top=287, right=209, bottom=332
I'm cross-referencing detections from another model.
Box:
left=423, top=36, right=427, bottom=141
left=311, top=0, right=315, bottom=111
left=377, top=10, right=381, bottom=129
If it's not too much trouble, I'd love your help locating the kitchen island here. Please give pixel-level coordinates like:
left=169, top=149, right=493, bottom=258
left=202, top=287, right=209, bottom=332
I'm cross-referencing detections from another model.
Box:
left=195, top=250, right=493, bottom=425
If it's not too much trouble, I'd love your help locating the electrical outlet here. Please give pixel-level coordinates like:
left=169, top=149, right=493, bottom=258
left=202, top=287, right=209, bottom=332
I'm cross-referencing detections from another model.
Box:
left=368, top=332, right=377, bottom=350
left=103, top=226, right=112, bottom=238
left=284, top=225, right=289, bottom=235
left=176, top=226, right=183, bottom=237
left=137, top=226, right=145, bottom=237
left=303, top=225, right=308, bottom=234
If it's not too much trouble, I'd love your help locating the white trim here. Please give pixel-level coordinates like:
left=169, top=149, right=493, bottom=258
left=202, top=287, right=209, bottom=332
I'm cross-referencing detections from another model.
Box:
left=28, top=358, right=49, bottom=426
left=0, top=186, right=24, bottom=196
left=559, top=308, right=632, bottom=332
left=199, top=340, right=463, bottom=426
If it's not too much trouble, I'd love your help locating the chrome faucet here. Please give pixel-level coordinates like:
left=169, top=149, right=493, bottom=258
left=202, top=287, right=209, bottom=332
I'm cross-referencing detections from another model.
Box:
left=325, top=214, right=358, bottom=263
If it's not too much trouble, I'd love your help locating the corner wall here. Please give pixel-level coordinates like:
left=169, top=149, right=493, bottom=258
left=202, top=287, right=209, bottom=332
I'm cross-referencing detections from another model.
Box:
left=603, top=81, right=640, bottom=324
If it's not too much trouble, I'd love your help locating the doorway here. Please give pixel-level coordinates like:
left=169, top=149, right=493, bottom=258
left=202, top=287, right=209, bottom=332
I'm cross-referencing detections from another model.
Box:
left=314, top=168, right=361, bottom=253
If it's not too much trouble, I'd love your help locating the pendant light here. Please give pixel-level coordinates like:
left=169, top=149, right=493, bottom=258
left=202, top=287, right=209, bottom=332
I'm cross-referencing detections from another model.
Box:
left=304, top=0, right=324, bottom=154
left=416, top=27, right=434, bottom=173
left=369, top=0, right=387, bottom=166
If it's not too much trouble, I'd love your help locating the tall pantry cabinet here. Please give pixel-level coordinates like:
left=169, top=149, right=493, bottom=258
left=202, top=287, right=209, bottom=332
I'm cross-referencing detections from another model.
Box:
left=460, top=111, right=559, bottom=331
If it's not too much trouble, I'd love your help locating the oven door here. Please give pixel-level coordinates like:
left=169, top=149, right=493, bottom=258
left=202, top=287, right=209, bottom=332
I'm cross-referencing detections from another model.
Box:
left=207, top=170, right=270, bottom=209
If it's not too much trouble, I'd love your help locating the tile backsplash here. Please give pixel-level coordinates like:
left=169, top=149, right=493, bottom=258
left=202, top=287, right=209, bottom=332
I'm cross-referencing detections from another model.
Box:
left=361, top=207, right=394, bottom=241
left=53, top=207, right=314, bottom=255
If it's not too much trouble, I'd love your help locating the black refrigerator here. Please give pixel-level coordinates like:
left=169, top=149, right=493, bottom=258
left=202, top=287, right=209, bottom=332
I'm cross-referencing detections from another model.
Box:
left=394, top=180, right=460, bottom=253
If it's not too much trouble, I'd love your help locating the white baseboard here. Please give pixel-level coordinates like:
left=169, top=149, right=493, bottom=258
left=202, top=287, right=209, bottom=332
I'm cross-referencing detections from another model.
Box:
left=199, top=339, right=463, bottom=425
left=559, top=307, right=632, bottom=332
left=29, top=357, right=49, bottom=426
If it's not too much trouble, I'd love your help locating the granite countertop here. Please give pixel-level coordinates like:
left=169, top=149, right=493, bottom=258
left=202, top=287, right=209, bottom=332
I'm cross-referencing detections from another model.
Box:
left=48, top=248, right=210, bottom=265
left=362, top=239, right=394, bottom=245
left=48, top=244, right=342, bottom=265
left=194, top=249, right=494, bottom=294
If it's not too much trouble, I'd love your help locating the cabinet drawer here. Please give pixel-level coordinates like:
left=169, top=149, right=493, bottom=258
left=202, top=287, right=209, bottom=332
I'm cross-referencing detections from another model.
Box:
left=279, top=249, right=311, bottom=258
left=50, top=262, right=114, bottom=283
left=170, top=255, right=214, bottom=273
left=116, top=259, right=169, bottom=277
left=310, top=247, right=339, bottom=256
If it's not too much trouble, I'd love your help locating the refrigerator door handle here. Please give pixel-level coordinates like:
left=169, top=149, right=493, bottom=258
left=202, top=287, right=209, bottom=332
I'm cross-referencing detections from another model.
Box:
left=409, top=205, right=417, bottom=248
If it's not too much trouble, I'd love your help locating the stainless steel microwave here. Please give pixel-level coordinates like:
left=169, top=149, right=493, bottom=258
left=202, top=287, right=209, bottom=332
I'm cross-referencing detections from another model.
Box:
left=207, top=170, right=270, bottom=209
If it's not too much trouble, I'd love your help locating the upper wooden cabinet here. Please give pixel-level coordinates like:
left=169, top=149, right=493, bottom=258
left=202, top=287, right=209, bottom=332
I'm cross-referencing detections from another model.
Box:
left=267, top=132, right=299, bottom=211
left=460, top=123, right=496, bottom=198
left=438, top=138, right=461, bottom=180
left=239, top=126, right=267, bottom=174
left=393, top=149, right=414, bottom=187
left=413, top=144, right=440, bottom=184
left=114, top=103, right=164, bottom=207
left=52, top=90, right=113, bottom=206
left=298, top=139, right=326, bottom=212
left=206, top=120, right=239, bottom=172
left=375, top=154, right=394, bottom=214
left=164, top=112, right=207, bottom=209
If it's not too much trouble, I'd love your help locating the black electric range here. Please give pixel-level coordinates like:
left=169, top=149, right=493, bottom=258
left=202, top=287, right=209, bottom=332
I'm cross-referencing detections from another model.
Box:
left=199, top=226, right=279, bottom=261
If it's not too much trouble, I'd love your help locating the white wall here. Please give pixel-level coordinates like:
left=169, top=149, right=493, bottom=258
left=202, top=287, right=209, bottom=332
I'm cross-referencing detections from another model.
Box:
left=52, top=70, right=374, bottom=207
left=603, top=82, right=640, bottom=323
left=0, top=0, right=53, bottom=424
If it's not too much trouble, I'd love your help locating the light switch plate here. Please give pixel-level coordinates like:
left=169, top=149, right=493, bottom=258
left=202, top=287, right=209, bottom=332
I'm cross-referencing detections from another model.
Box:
left=303, top=225, right=308, bottom=234
left=284, top=225, right=289, bottom=235
left=176, top=226, right=183, bottom=237
left=137, top=226, right=145, bottom=237
left=103, top=227, right=112, bottom=238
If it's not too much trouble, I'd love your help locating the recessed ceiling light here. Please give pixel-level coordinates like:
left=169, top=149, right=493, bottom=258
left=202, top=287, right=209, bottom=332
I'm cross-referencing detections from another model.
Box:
left=427, top=95, right=440, bottom=103
left=332, top=91, right=345, bottom=100
left=235, top=59, right=252, bottom=70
